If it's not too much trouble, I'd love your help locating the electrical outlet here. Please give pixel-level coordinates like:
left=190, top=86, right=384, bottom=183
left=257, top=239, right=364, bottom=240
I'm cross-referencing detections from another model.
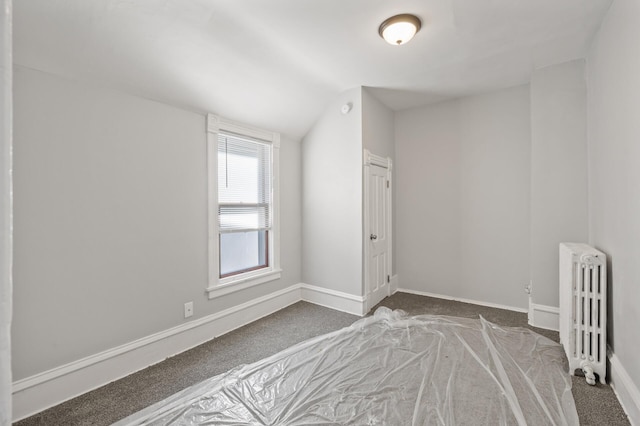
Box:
left=184, top=301, right=194, bottom=318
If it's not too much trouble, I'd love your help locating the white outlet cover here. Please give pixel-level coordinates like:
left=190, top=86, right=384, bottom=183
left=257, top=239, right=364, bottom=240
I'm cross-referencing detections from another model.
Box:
left=184, top=302, right=194, bottom=318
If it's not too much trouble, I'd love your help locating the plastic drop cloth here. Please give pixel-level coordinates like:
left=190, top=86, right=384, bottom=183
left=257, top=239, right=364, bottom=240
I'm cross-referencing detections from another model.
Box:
left=115, top=308, right=578, bottom=426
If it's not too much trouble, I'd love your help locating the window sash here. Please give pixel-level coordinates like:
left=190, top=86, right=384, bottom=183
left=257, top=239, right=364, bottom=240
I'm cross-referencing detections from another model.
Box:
left=217, top=132, right=272, bottom=234
left=217, top=131, right=272, bottom=278
left=219, top=230, right=269, bottom=278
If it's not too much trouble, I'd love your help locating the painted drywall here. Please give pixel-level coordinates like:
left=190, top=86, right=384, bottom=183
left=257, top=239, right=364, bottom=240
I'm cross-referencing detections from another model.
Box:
left=12, top=66, right=302, bottom=380
left=301, top=88, right=363, bottom=296
left=587, top=0, right=640, bottom=421
left=362, top=88, right=395, bottom=274
left=395, top=85, right=531, bottom=310
left=362, top=88, right=394, bottom=160
left=1, top=1, right=13, bottom=423
left=530, top=60, right=588, bottom=308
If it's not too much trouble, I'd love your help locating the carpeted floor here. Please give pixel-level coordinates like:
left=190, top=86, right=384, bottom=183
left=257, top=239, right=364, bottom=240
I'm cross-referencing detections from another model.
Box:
left=16, top=292, right=630, bottom=425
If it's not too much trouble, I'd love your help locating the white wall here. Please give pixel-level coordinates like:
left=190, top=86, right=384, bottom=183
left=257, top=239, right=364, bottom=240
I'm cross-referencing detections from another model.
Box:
left=395, top=85, right=531, bottom=310
left=0, top=1, right=12, bottom=424
left=362, top=88, right=395, bottom=273
left=530, top=60, right=588, bottom=308
left=301, top=88, right=362, bottom=296
left=362, top=88, right=394, bottom=160
left=12, top=66, right=302, bottom=380
left=587, top=0, right=640, bottom=422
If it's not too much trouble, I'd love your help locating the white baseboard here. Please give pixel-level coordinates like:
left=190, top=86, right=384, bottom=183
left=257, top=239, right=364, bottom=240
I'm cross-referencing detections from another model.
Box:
left=397, top=288, right=528, bottom=314
left=528, top=300, right=560, bottom=331
left=12, top=284, right=302, bottom=422
left=300, top=283, right=366, bottom=316
left=12, top=282, right=366, bottom=421
left=609, top=350, right=640, bottom=425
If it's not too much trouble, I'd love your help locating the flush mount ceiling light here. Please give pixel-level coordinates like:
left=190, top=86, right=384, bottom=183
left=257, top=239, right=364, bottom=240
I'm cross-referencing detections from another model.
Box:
left=378, top=14, right=422, bottom=45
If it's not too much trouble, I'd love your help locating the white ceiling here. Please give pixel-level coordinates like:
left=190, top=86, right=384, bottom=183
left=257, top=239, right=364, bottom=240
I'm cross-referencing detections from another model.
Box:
left=14, top=0, right=612, bottom=139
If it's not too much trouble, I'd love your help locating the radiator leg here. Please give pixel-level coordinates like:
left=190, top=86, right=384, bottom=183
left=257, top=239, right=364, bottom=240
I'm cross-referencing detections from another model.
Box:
left=581, top=362, right=597, bottom=386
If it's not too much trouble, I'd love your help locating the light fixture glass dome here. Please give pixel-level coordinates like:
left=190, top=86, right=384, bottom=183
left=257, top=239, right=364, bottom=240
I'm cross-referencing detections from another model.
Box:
left=379, top=14, right=422, bottom=45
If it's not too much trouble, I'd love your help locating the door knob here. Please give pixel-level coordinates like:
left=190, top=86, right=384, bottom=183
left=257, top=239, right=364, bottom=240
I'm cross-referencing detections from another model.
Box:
left=370, top=234, right=378, bottom=240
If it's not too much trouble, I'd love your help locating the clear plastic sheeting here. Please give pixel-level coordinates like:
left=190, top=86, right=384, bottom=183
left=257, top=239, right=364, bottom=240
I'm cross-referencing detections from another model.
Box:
left=115, top=308, right=579, bottom=426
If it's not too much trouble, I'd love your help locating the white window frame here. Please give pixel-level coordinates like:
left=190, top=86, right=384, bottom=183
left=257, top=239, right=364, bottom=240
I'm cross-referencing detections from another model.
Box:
left=206, top=114, right=281, bottom=298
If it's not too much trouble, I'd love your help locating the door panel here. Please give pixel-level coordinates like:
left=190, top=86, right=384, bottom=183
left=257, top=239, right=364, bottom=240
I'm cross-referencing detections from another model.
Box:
left=367, top=164, right=389, bottom=309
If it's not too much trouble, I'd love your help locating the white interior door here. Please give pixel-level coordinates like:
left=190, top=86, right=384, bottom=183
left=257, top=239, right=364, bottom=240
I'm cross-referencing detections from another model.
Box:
left=366, top=163, right=390, bottom=310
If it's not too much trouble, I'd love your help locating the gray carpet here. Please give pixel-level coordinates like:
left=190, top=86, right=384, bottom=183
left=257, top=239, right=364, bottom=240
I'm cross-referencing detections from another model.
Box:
left=16, top=292, right=630, bottom=425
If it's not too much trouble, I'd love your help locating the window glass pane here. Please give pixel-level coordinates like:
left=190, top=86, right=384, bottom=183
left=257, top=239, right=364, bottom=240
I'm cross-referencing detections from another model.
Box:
left=218, top=134, right=271, bottom=206
left=220, top=230, right=268, bottom=277
left=218, top=151, right=259, bottom=203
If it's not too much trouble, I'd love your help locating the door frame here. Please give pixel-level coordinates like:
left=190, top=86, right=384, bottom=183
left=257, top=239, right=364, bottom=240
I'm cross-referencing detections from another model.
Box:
left=363, top=149, right=393, bottom=312
left=1, top=1, right=13, bottom=421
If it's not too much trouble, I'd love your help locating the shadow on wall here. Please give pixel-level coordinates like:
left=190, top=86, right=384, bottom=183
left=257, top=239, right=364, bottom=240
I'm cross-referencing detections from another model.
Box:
left=606, top=253, right=614, bottom=356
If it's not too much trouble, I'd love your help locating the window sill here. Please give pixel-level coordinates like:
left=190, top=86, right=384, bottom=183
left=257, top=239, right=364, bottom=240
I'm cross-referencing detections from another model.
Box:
left=206, top=269, right=282, bottom=299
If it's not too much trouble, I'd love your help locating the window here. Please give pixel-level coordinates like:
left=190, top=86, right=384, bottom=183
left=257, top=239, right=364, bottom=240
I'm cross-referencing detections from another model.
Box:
left=218, top=133, right=271, bottom=277
left=207, top=114, right=280, bottom=298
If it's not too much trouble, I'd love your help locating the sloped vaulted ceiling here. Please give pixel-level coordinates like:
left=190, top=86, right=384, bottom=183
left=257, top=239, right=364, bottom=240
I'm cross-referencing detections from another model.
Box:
left=14, top=0, right=611, bottom=139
